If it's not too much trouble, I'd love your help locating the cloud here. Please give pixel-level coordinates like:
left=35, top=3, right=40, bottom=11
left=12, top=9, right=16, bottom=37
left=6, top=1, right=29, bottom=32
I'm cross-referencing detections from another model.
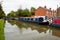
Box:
left=1, top=0, right=60, bottom=14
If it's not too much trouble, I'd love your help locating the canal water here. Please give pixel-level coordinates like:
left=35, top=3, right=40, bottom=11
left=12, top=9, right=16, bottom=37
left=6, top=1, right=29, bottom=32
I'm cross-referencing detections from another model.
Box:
left=4, top=20, right=60, bottom=40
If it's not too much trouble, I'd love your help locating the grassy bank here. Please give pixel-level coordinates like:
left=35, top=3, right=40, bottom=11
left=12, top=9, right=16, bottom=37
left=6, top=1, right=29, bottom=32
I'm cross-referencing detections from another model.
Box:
left=0, top=19, right=5, bottom=40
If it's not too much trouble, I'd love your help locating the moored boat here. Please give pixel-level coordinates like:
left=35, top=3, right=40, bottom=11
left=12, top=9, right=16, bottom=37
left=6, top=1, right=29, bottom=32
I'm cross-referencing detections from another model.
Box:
left=18, top=16, right=48, bottom=24
left=50, top=18, right=60, bottom=27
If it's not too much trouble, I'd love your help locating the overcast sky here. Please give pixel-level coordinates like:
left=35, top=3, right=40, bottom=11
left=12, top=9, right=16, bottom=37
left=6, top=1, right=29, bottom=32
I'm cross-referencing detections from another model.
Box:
left=0, top=0, right=60, bottom=14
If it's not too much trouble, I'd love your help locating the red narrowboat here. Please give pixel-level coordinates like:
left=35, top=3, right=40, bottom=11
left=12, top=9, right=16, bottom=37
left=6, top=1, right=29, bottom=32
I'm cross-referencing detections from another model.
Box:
left=50, top=18, right=60, bottom=27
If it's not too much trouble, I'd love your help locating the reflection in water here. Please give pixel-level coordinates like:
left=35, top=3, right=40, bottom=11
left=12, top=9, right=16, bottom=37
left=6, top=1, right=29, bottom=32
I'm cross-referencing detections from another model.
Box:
left=50, top=27, right=60, bottom=37
left=4, top=20, right=60, bottom=40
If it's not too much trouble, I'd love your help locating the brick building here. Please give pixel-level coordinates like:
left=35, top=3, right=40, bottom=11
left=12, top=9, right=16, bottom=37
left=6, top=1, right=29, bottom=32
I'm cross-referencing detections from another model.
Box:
left=34, top=6, right=57, bottom=20
left=57, top=7, right=60, bottom=17
left=35, top=7, right=46, bottom=16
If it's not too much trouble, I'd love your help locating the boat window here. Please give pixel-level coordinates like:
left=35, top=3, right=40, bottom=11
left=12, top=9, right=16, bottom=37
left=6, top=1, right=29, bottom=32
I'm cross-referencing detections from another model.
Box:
left=35, top=18, right=37, bottom=21
left=25, top=18, right=26, bottom=20
left=27, top=18, right=30, bottom=20
left=31, top=18, right=33, bottom=20
left=45, top=16, right=47, bottom=20
left=39, top=17, right=43, bottom=21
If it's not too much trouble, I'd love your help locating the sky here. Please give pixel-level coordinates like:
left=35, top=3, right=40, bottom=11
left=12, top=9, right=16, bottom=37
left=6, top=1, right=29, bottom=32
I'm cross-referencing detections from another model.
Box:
left=0, top=0, right=60, bottom=15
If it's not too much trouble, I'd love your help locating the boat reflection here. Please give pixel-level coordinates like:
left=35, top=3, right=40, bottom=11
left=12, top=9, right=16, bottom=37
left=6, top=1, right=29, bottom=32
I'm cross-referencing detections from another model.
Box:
left=8, top=20, right=60, bottom=38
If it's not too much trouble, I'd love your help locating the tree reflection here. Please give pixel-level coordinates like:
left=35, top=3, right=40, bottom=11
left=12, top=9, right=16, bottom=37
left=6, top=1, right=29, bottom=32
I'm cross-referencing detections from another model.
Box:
left=8, top=20, right=49, bottom=33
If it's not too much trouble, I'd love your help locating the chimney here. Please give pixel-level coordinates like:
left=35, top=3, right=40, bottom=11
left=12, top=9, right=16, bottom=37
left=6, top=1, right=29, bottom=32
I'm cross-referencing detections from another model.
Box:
left=44, top=6, right=46, bottom=9
left=49, top=8, right=51, bottom=11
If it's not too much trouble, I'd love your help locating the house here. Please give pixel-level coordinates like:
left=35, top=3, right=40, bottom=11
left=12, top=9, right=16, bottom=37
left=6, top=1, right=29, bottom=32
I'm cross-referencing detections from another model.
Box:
left=33, top=6, right=57, bottom=20
left=57, top=7, right=60, bottom=17
left=46, top=8, right=57, bottom=19
left=35, top=7, right=46, bottom=16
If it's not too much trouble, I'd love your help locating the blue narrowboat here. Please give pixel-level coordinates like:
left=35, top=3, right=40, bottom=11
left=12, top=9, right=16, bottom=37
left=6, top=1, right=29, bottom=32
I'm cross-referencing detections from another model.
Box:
left=18, top=16, right=48, bottom=24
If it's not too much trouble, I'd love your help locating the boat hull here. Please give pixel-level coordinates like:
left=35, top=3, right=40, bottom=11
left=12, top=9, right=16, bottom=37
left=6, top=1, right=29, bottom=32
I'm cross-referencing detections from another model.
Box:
left=50, top=23, right=60, bottom=27
left=49, top=18, right=60, bottom=27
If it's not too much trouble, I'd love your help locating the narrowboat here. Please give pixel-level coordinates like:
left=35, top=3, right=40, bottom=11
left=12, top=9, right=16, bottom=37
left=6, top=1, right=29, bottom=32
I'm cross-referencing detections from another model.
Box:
left=50, top=18, right=60, bottom=27
left=18, top=16, right=49, bottom=24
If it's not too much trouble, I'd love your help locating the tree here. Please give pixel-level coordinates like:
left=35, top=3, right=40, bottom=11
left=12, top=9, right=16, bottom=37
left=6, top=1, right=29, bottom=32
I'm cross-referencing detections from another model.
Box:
left=22, top=8, right=31, bottom=17
left=0, top=4, right=6, bottom=19
left=30, top=7, right=36, bottom=16
left=16, top=9, right=23, bottom=17
left=7, top=7, right=36, bottom=17
left=7, top=11, right=16, bottom=17
left=16, top=8, right=31, bottom=17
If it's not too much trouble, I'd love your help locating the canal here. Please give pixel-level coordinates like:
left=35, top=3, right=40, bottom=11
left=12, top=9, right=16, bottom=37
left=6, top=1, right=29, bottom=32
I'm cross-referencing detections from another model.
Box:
left=4, top=20, right=60, bottom=40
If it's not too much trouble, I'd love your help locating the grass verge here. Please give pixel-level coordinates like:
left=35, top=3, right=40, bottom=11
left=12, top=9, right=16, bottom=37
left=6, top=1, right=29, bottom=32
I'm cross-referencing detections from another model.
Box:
left=0, top=19, right=5, bottom=40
